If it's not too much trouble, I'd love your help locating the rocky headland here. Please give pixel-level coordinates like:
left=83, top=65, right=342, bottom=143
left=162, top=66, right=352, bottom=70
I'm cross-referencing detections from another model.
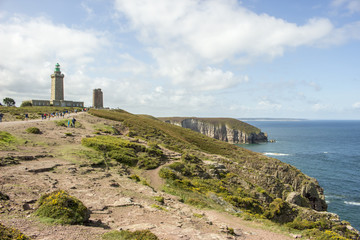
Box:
left=159, top=117, right=268, bottom=144
left=0, top=107, right=359, bottom=240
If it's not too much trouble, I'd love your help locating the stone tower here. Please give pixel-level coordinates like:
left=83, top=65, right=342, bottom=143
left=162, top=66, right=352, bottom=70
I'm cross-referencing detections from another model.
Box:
left=51, top=63, right=64, bottom=101
left=93, top=88, right=103, bottom=109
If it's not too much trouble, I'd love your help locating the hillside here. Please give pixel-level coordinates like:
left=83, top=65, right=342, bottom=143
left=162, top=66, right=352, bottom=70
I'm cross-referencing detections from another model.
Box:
left=0, top=108, right=359, bottom=240
left=158, top=117, right=267, bottom=144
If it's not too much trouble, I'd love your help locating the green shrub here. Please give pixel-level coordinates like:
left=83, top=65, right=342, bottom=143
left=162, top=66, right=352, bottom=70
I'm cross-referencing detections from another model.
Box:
left=20, top=101, right=32, bottom=107
left=304, top=229, right=349, bottom=240
left=185, top=197, right=208, bottom=208
left=264, top=198, right=297, bottom=223
left=108, top=149, right=138, bottom=166
left=225, top=196, right=263, bottom=214
left=153, top=196, right=164, bottom=204
left=286, top=217, right=317, bottom=230
left=26, top=127, right=41, bottom=134
left=35, top=190, right=89, bottom=225
left=65, top=132, right=73, bottom=136
left=181, top=153, right=201, bottom=164
left=159, top=167, right=178, bottom=180
left=0, top=223, right=31, bottom=240
left=129, top=174, right=140, bottom=182
left=137, top=154, right=160, bottom=170
left=0, top=131, right=16, bottom=145
left=102, top=229, right=159, bottom=240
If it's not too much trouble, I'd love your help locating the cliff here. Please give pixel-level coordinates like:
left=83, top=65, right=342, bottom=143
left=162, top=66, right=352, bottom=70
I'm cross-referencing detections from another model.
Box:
left=159, top=117, right=268, bottom=144
left=1, top=108, right=358, bottom=240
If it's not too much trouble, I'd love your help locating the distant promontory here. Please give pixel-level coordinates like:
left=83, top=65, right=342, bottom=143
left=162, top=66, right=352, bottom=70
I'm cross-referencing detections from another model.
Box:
left=159, top=117, right=268, bottom=144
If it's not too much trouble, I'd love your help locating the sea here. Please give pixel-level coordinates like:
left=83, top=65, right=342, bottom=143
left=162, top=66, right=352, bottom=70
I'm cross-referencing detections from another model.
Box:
left=240, top=120, right=360, bottom=230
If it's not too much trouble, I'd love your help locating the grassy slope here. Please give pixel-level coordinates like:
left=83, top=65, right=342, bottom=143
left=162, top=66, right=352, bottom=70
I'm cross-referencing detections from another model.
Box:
left=88, top=109, right=360, bottom=239
left=158, top=117, right=261, bottom=134
left=90, top=109, right=261, bottom=160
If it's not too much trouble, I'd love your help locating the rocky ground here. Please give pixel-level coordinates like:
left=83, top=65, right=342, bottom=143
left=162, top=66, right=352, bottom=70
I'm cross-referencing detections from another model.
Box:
left=0, top=113, right=293, bottom=240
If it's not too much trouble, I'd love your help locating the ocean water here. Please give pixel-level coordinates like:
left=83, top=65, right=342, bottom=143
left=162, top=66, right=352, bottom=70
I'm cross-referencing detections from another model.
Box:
left=240, top=120, right=360, bottom=230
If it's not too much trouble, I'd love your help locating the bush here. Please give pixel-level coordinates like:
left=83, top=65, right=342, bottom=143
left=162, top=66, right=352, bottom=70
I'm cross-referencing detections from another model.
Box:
left=108, top=149, right=138, bottom=166
left=264, top=198, right=297, bottom=223
left=137, top=154, right=160, bottom=170
left=0, top=131, right=17, bottom=145
left=20, top=101, right=32, bottom=107
left=159, top=167, right=178, bottom=180
left=225, top=196, right=263, bottom=214
left=26, top=127, right=41, bottom=134
left=35, top=190, right=89, bottom=225
left=102, top=230, right=159, bottom=240
left=153, top=196, right=164, bottom=204
left=0, top=223, right=30, bottom=240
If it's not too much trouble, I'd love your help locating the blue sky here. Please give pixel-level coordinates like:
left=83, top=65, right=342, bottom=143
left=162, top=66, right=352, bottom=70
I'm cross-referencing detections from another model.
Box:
left=1, top=0, right=360, bottom=119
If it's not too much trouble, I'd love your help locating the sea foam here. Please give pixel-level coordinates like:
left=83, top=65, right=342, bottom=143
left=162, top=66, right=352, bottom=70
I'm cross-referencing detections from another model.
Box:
left=263, top=152, right=289, bottom=156
left=344, top=201, right=360, bottom=206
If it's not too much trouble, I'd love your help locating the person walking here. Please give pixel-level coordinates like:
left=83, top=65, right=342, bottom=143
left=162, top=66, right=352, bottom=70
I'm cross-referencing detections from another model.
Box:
left=0, top=113, right=3, bottom=123
left=72, top=117, right=76, bottom=128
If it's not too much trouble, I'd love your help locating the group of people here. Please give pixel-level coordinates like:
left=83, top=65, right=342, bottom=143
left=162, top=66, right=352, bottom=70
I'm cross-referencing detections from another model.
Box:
left=0, top=108, right=88, bottom=123
left=41, top=111, right=69, bottom=120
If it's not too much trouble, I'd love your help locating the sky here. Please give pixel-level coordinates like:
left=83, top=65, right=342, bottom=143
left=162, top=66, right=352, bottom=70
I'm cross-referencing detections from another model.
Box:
left=1, top=0, right=360, bottom=119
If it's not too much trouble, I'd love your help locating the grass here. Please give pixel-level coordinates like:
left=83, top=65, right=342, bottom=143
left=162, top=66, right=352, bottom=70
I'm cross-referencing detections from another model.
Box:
left=81, top=136, right=164, bottom=169
left=93, top=123, right=120, bottom=135
left=55, top=119, right=82, bottom=128
left=102, top=230, right=159, bottom=240
left=0, top=131, right=22, bottom=150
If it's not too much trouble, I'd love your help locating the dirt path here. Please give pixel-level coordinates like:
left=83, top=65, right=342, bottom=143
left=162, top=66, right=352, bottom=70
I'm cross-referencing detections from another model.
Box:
left=0, top=113, right=293, bottom=240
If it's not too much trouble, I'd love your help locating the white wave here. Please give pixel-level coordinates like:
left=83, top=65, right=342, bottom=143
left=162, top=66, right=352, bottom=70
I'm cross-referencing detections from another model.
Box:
left=263, top=152, right=289, bottom=156
left=344, top=201, right=360, bottom=206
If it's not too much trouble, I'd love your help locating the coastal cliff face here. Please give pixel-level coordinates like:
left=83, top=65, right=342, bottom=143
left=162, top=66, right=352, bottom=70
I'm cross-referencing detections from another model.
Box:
left=162, top=118, right=268, bottom=144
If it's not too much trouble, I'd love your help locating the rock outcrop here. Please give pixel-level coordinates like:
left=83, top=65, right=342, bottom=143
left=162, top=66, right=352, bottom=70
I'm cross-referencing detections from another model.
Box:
left=160, top=117, right=268, bottom=144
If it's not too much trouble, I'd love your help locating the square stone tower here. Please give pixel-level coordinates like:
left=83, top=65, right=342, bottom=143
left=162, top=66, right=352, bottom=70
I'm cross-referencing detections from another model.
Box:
left=51, top=63, right=64, bottom=101
left=93, top=88, right=103, bottom=109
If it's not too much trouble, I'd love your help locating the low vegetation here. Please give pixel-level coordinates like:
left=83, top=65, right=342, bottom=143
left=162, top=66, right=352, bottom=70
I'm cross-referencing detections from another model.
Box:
left=88, top=109, right=359, bottom=240
left=102, top=229, right=159, bottom=240
left=26, top=127, right=41, bottom=134
left=55, top=119, right=82, bottom=128
left=0, top=131, right=20, bottom=150
left=35, top=190, right=89, bottom=225
left=0, top=223, right=31, bottom=240
left=82, top=136, right=165, bottom=170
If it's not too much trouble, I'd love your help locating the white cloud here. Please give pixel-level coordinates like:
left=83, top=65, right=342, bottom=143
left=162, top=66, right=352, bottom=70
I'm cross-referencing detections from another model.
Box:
left=257, top=99, right=282, bottom=111
left=0, top=15, right=108, bottom=103
left=353, top=102, right=360, bottom=109
left=113, top=0, right=344, bottom=92
left=312, top=103, right=329, bottom=111
left=331, top=0, right=360, bottom=14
